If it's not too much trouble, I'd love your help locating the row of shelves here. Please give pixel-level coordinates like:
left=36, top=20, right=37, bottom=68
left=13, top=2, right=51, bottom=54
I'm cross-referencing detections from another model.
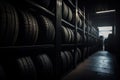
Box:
left=0, top=1, right=101, bottom=80
left=0, top=0, right=100, bottom=49
left=25, top=0, right=98, bottom=39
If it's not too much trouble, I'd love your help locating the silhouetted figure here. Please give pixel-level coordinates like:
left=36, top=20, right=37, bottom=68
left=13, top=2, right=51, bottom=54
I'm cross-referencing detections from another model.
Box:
left=105, top=34, right=114, bottom=53
left=99, top=36, right=104, bottom=50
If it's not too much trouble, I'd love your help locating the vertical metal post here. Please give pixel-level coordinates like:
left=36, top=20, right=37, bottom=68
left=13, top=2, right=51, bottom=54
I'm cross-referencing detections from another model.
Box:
left=113, top=11, right=116, bottom=36
left=55, top=0, right=62, bottom=78
left=74, top=0, right=78, bottom=67
left=87, top=14, right=89, bottom=57
left=83, top=7, right=86, bottom=36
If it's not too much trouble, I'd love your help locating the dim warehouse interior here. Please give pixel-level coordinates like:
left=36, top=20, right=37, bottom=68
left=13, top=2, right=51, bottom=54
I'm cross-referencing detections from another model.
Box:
left=0, top=0, right=120, bottom=80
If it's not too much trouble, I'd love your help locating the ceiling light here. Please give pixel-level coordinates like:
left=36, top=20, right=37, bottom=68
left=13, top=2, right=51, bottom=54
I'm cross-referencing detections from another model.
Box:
left=96, top=10, right=115, bottom=14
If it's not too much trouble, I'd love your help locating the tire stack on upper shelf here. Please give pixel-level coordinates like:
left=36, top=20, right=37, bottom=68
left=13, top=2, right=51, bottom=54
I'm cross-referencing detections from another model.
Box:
left=62, top=1, right=74, bottom=44
left=0, top=1, right=56, bottom=46
left=77, top=9, right=84, bottom=44
left=62, top=1, right=83, bottom=44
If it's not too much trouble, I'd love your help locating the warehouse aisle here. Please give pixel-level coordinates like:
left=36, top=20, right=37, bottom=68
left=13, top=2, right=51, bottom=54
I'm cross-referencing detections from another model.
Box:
left=62, top=51, right=119, bottom=80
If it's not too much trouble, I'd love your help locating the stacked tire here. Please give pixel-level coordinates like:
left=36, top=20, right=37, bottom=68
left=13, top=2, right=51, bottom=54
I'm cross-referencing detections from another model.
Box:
left=0, top=2, right=55, bottom=46
left=56, top=51, right=73, bottom=76
left=61, top=26, right=74, bottom=43
left=62, top=2, right=73, bottom=23
left=0, top=3, right=19, bottom=46
left=76, top=32, right=82, bottom=43
left=16, top=57, right=37, bottom=80
left=35, top=15, right=55, bottom=43
left=0, top=65, right=5, bottom=80
left=75, top=48, right=82, bottom=65
left=1, top=54, right=53, bottom=80
left=17, top=12, right=55, bottom=45
left=33, top=54, right=53, bottom=79
left=71, top=48, right=82, bottom=66
left=16, top=11, right=39, bottom=45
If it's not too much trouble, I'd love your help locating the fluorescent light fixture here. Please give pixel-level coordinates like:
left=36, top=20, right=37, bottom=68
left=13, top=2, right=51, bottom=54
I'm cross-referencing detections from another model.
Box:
left=96, top=9, right=115, bottom=14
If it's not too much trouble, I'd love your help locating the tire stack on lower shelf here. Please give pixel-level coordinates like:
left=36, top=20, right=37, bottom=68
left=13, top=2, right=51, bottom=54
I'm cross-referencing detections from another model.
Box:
left=55, top=48, right=82, bottom=78
left=0, top=53, right=54, bottom=80
left=0, top=65, right=6, bottom=80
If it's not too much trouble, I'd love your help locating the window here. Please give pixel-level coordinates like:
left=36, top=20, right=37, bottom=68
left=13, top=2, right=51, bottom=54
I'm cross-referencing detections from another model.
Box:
left=98, top=26, right=112, bottom=39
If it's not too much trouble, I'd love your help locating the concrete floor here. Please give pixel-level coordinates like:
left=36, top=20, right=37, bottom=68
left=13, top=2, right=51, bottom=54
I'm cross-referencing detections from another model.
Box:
left=62, top=51, right=119, bottom=80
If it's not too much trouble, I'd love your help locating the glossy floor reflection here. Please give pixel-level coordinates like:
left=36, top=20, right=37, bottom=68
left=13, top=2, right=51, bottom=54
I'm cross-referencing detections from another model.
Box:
left=62, top=51, right=118, bottom=80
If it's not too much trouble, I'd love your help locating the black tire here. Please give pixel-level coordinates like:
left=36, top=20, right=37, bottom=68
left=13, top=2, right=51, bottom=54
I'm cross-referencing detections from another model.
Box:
left=16, top=58, right=25, bottom=77
left=36, top=54, right=46, bottom=74
left=67, top=51, right=73, bottom=69
left=29, top=14, right=39, bottom=45
left=0, top=3, right=19, bottom=46
left=77, top=32, right=82, bottom=43
left=78, top=18, right=82, bottom=28
left=34, top=54, right=53, bottom=79
left=0, top=65, right=6, bottom=80
left=10, top=5, right=19, bottom=45
left=42, top=54, right=53, bottom=77
left=5, top=4, right=15, bottom=45
left=46, top=18, right=55, bottom=42
left=16, top=58, right=28, bottom=80
left=77, top=48, right=82, bottom=62
left=70, top=29, right=74, bottom=43
left=16, top=11, right=38, bottom=45
left=72, top=12, right=79, bottom=25
left=36, top=15, right=55, bottom=43
left=16, top=57, right=37, bottom=80
left=75, top=48, right=82, bottom=66
left=69, top=29, right=72, bottom=43
left=62, top=2, right=68, bottom=20
left=66, top=28, right=71, bottom=43
left=64, top=51, right=70, bottom=71
left=60, top=52, right=67, bottom=73
left=67, top=7, right=72, bottom=22
left=61, top=26, right=69, bottom=43
left=25, top=12, right=37, bottom=44
left=25, top=57, right=37, bottom=80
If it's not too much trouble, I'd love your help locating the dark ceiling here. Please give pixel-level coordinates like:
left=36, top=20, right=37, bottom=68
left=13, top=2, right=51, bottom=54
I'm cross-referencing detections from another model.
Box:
left=78, top=0, right=116, bottom=13
left=78, top=0, right=117, bottom=27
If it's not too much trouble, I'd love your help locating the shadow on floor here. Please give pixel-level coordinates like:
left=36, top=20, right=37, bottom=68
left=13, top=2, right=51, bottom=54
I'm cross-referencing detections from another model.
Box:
left=62, top=51, right=119, bottom=80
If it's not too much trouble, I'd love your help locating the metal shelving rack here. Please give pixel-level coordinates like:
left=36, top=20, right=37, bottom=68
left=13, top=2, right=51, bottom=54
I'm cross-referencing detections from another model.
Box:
left=0, top=0, right=88, bottom=51
left=0, top=0, right=100, bottom=79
